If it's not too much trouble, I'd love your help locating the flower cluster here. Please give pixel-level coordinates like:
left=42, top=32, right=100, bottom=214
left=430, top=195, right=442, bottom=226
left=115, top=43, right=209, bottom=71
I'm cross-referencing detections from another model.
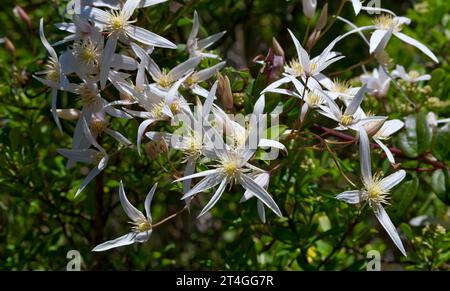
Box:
left=35, top=0, right=447, bottom=255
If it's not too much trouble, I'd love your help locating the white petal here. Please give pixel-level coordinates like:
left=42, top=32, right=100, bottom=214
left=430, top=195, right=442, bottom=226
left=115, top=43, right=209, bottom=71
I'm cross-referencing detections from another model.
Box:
left=57, top=148, right=98, bottom=164
left=369, top=29, right=389, bottom=54
left=344, top=85, right=367, bottom=116
left=261, top=76, right=290, bottom=94
left=203, top=81, right=217, bottom=116
left=379, top=170, right=406, bottom=191
left=351, top=0, right=362, bottom=15
left=197, top=31, right=226, bottom=50
left=92, top=232, right=137, bottom=252
left=51, top=89, right=62, bottom=132
left=195, top=61, right=226, bottom=82
left=39, top=19, right=58, bottom=60
left=137, top=119, right=156, bottom=156
left=374, top=139, right=395, bottom=164
left=239, top=174, right=282, bottom=217
left=394, top=32, right=439, bottom=63
left=144, top=183, right=158, bottom=223
left=257, top=200, right=266, bottom=223
left=336, top=190, right=363, bottom=204
left=359, top=126, right=372, bottom=185
left=75, top=161, right=107, bottom=197
left=187, top=10, right=199, bottom=49
left=123, top=0, right=140, bottom=20
left=378, top=119, right=404, bottom=137
left=287, top=29, right=309, bottom=69
left=253, top=94, right=265, bottom=115
left=175, top=169, right=220, bottom=183
left=180, top=173, right=223, bottom=199
left=135, top=229, right=152, bottom=243
left=100, top=35, right=118, bottom=89
left=197, top=179, right=227, bottom=217
left=119, top=180, right=146, bottom=222
left=104, top=128, right=132, bottom=146
left=126, top=25, right=177, bottom=49
left=373, top=204, right=407, bottom=256
left=183, top=159, right=196, bottom=195
left=168, top=57, right=201, bottom=81
left=258, top=139, right=287, bottom=152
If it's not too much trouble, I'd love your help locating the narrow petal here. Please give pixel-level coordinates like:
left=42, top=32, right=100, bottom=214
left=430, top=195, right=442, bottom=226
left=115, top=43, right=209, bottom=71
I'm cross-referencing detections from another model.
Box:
left=359, top=126, right=372, bottom=185
left=100, top=35, right=118, bottom=89
left=374, top=139, right=395, bottom=164
left=239, top=174, right=282, bottom=217
left=379, top=170, right=406, bottom=191
left=183, top=159, right=196, bottom=195
left=39, top=19, right=58, bottom=60
left=168, top=57, right=201, bottom=81
left=51, top=89, right=62, bottom=132
left=203, top=81, right=217, bottom=116
left=195, top=61, right=226, bottom=82
left=351, top=0, right=362, bottom=15
left=75, top=163, right=105, bottom=197
left=175, top=169, right=220, bottom=183
left=287, top=29, right=309, bottom=69
left=378, top=119, right=404, bottom=138
left=104, top=128, right=132, bottom=146
left=258, top=139, right=287, bottom=152
left=257, top=200, right=266, bottom=224
left=197, top=31, right=226, bottom=50
left=144, top=183, right=158, bottom=223
left=123, top=0, right=140, bottom=20
left=336, top=190, right=363, bottom=204
left=92, top=232, right=137, bottom=252
left=394, top=32, right=439, bottom=63
left=137, top=119, right=156, bottom=156
left=369, top=29, right=388, bottom=54
left=373, top=204, right=407, bottom=256
left=344, top=85, right=367, bottom=116
left=57, top=148, right=98, bottom=164
left=187, top=10, right=199, bottom=49
left=253, top=94, right=265, bottom=115
left=181, top=173, right=223, bottom=199
left=126, top=25, right=177, bottom=49
left=197, top=179, right=227, bottom=218
left=119, top=180, right=146, bottom=222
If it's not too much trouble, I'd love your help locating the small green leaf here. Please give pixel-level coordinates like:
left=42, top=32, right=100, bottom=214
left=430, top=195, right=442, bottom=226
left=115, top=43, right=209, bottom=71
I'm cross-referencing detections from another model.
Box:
left=431, top=169, right=450, bottom=205
left=397, top=112, right=432, bottom=157
left=431, top=124, right=450, bottom=162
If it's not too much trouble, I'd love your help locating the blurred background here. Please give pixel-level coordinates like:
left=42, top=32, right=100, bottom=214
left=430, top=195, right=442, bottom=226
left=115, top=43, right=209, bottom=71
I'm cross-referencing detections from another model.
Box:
left=0, top=0, right=449, bottom=270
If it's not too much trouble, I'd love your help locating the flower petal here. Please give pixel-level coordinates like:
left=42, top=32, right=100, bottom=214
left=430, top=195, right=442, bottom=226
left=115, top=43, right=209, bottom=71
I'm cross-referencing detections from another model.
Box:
left=239, top=174, right=282, bottom=217
left=379, top=170, right=406, bottom=191
left=126, top=25, right=177, bottom=49
left=119, top=180, right=146, bottom=222
left=359, top=126, right=372, bottom=185
left=394, top=32, right=439, bottom=63
left=374, top=138, right=395, bottom=164
left=336, top=190, right=363, bottom=204
left=137, top=118, right=156, bottom=156
left=373, top=204, right=407, bottom=256
left=92, top=232, right=137, bottom=252
left=197, top=179, right=227, bottom=218
left=144, top=183, right=158, bottom=223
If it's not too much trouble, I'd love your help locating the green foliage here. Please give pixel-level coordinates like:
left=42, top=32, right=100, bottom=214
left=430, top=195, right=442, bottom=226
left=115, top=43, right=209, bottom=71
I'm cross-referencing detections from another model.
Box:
left=0, top=0, right=449, bottom=271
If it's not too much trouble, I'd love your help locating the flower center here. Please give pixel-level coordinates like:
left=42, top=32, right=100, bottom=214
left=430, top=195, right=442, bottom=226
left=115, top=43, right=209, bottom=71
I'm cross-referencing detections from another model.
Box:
left=76, top=84, right=100, bottom=107
left=408, top=70, right=420, bottom=81
left=170, top=101, right=180, bottom=114
left=46, top=57, right=60, bottom=81
left=150, top=101, right=166, bottom=118
left=158, top=72, right=172, bottom=88
left=89, top=119, right=108, bottom=136
left=132, top=221, right=152, bottom=233
left=285, top=59, right=303, bottom=77
left=185, top=75, right=199, bottom=87
left=364, top=174, right=390, bottom=207
left=222, top=160, right=239, bottom=177
left=73, top=40, right=101, bottom=67
left=106, top=10, right=135, bottom=34
left=373, top=15, right=402, bottom=31
left=332, top=79, right=351, bottom=94
left=340, top=114, right=354, bottom=126
left=307, top=92, right=322, bottom=106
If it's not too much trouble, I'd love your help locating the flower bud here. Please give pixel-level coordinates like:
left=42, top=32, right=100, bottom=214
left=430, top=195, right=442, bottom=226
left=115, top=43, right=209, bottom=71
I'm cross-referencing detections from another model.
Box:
left=13, top=6, right=32, bottom=29
left=302, top=0, right=317, bottom=19
left=56, top=109, right=81, bottom=121
left=216, top=72, right=234, bottom=110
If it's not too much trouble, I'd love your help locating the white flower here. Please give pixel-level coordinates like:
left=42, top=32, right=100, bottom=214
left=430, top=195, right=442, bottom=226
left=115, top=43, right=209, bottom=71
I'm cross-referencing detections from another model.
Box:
left=53, top=15, right=99, bottom=46
left=360, top=66, right=391, bottom=98
left=302, top=0, right=317, bottom=19
left=34, top=19, right=70, bottom=132
left=426, top=112, right=450, bottom=129
left=92, top=181, right=158, bottom=251
left=343, top=10, right=438, bottom=63
left=146, top=82, right=219, bottom=195
left=187, top=11, right=226, bottom=59
left=184, top=61, right=226, bottom=98
left=336, top=127, right=407, bottom=256
left=262, top=30, right=344, bottom=95
left=82, top=0, right=177, bottom=88
left=173, top=116, right=282, bottom=218
left=147, top=57, right=201, bottom=90
left=392, top=65, right=431, bottom=83
left=57, top=118, right=109, bottom=197
left=318, top=85, right=387, bottom=131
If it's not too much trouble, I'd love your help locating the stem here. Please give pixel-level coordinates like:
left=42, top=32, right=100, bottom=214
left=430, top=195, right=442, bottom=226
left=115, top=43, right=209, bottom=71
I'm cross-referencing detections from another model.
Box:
left=151, top=197, right=194, bottom=229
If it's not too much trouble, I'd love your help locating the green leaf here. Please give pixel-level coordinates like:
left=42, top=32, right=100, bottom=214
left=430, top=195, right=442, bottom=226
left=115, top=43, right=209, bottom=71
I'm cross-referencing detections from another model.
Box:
left=431, top=124, right=450, bottom=162
left=431, top=169, right=450, bottom=205
left=397, top=112, right=432, bottom=157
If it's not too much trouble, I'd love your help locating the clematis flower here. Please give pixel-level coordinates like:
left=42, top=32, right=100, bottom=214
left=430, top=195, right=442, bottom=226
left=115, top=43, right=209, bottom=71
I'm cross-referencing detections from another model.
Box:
left=187, top=11, right=226, bottom=59
left=343, top=10, right=438, bottom=63
left=173, top=113, right=282, bottom=218
left=262, top=30, right=344, bottom=95
left=360, top=66, right=391, bottom=98
left=336, top=127, right=407, bottom=256
left=146, top=57, right=201, bottom=90
left=57, top=118, right=109, bottom=197
left=184, top=61, right=226, bottom=98
left=146, top=82, right=219, bottom=195
left=82, top=0, right=177, bottom=88
left=318, top=85, right=387, bottom=131
left=92, top=181, right=158, bottom=251
left=392, top=65, right=431, bottom=83
left=34, top=19, right=70, bottom=132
